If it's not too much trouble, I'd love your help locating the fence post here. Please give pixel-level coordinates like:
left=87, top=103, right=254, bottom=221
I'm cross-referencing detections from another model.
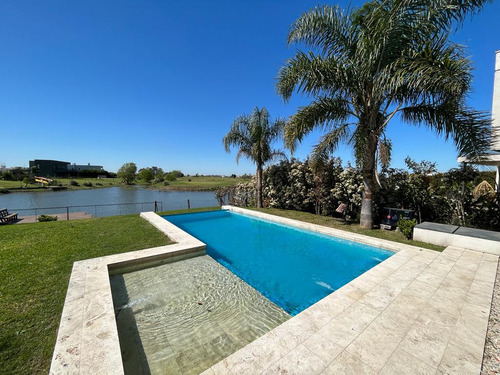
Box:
left=154, top=201, right=158, bottom=212
left=187, top=199, right=190, bottom=209
left=67, top=207, right=69, bottom=221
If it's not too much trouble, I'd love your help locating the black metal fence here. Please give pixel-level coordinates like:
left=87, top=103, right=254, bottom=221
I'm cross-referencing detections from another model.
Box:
left=11, top=201, right=164, bottom=220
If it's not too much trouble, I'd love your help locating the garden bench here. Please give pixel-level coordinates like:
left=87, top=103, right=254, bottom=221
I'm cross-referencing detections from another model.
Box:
left=0, top=208, right=18, bottom=224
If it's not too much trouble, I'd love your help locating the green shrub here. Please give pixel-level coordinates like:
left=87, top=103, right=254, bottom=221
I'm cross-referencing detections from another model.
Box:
left=165, top=173, right=177, bottom=181
left=397, top=218, right=417, bottom=240
left=163, top=181, right=170, bottom=186
left=83, top=181, right=93, bottom=187
left=38, top=215, right=58, bottom=222
left=2, top=171, right=14, bottom=180
left=69, top=180, right=79, bottom=186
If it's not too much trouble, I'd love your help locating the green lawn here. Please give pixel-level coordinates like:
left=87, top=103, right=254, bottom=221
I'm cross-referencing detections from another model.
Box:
left=0, top=177, right=120, bottom=192
left=152, top=175, right=251, bottom=191
left=1, top=176, right=249, bottom=192
left=0, top=215, right=173, bottom=374
left=249, top=207, right=445, bottom=252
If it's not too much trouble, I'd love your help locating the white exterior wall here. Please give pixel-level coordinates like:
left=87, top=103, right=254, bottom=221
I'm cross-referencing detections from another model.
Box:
left=492, top=50, right=500, bottom=151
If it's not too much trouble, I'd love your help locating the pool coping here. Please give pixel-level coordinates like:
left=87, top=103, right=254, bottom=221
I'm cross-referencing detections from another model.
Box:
left=50, top=207, right=499, bottom=374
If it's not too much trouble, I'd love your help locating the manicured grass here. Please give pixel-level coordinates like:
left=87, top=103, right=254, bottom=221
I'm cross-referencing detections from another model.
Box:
left=0, top=177, right=120, bottom=192
left=249, top=207, right=446, bottom=252
left=0, top=215, right=172, bottom=375
left=1, top=176, right=249, bottom=192
left=152, top=176, right=251, bottom=191
left=0, top=180, right=27, bottom=189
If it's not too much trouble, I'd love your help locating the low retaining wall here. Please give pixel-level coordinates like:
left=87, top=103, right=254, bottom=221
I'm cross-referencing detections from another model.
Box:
left=413, top=222, right=500, bottom=255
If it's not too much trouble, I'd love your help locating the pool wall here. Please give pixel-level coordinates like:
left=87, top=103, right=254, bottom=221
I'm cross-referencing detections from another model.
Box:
left=50, top=207, right=432, bottom=374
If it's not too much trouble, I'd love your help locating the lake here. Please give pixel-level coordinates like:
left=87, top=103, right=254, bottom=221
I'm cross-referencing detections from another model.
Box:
left=0, top=187, right=218, bottom=217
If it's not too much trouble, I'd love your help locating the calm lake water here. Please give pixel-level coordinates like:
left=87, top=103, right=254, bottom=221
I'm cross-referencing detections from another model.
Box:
left=0, top=187, right=218, bottom=217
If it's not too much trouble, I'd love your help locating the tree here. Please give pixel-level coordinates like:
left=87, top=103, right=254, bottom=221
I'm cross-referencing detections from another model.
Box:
left=2, top=171, right=13, bottom=181
left=117, top=162, right=137, bottom=185
left=276, top=0, right=491, bottom=228
left=223, top=107, right=285, bottom=208
left=137, top=168, right=154, bottom=183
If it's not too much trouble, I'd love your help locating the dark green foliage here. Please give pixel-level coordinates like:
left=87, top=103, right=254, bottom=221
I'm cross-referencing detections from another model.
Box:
left=165, top=173, right=177, bottom=181
left=466, top=194, right=500, bottom=231
left=169, top=170, right=184, bottom=178
left=83, top=181, right=93, bottom=187
left=397, top=218, right=417, bottom=239
left=37, top=215, right=58, bottom=222
left=117, top=162, right=137, bottom=185
left=69, top=180, right=79, bottom=186
left=240, top=155, right=499, bottom=232
left=137, top=168, right=154, bottom=183
left=2, top=171, right=14, bottom=180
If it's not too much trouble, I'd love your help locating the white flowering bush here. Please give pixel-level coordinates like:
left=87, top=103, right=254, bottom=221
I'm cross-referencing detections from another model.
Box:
left=226, top=180, right=256, bottom=207
left=262, top=157, right=345, bottom=214
left=332, top=167, right=363, bottom=221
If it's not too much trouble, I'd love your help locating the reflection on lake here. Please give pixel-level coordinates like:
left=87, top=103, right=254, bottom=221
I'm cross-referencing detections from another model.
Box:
left=0, top=187, right=218, bottom=217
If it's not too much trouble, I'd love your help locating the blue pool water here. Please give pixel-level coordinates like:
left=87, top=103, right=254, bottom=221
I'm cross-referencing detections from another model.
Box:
left=164, top=210, right=393, bottom=316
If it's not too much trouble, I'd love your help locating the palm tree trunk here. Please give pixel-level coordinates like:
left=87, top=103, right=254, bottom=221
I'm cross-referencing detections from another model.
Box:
left=360, top=134, right=378, bottom=229
left=256, top=165, right=263, bottom=208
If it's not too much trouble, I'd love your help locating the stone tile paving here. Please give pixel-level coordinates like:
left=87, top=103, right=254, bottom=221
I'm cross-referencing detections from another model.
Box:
left=481, top=259, right=500, bottom=374
left=208, top=246, right=498, bottom=374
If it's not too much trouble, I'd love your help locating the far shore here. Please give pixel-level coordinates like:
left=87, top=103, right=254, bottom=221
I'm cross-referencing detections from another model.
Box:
left=0, top=176, right=250, bottom=194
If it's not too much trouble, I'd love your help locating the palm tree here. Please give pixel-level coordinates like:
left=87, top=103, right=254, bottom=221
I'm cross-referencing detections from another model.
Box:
left=276, top=0, right=491, bottom=228
left=223, top=107, right=285, bottom=208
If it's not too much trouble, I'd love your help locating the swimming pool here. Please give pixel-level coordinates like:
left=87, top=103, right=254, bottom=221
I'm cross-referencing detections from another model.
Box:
left=165, top=210, right=393, bottom=315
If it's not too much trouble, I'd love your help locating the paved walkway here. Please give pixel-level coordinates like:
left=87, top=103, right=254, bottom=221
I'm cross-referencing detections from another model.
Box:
left=17, top=212, right=93, bottom=223
left=207, top=246, right=498, bottom=374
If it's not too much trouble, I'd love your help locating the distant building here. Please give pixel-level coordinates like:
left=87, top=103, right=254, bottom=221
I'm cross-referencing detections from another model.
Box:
left=29, top=159, right=106, bottom=177
left=68, top=163, right=104, bottom=172
left=29, top=159, right=71, bottom=177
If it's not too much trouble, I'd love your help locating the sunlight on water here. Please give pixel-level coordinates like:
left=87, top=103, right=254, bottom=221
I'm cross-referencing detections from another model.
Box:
left=111, top=255, right=290, bottom=375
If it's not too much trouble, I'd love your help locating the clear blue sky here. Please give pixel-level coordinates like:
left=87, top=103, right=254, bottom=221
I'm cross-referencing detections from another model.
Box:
left=1, top=0, right=499, bottom=175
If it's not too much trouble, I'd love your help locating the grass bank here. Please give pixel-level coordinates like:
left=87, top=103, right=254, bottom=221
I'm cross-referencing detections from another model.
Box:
left=249, top=207, right=445, bottom=252
left=0, top=177, right=120, bottom=192
left=149, top=175, right=251, bottom=191
left=0, top=215, right=173, bottom=375
left=1, top=176, right=249, bottom=193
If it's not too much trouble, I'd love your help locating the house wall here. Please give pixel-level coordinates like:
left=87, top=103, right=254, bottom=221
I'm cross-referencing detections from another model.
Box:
left=492, top=50, right=500, bottom=151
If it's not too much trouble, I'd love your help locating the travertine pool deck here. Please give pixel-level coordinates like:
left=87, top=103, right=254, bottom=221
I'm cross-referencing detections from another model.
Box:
left=50, top=207, right=499, bottom=374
